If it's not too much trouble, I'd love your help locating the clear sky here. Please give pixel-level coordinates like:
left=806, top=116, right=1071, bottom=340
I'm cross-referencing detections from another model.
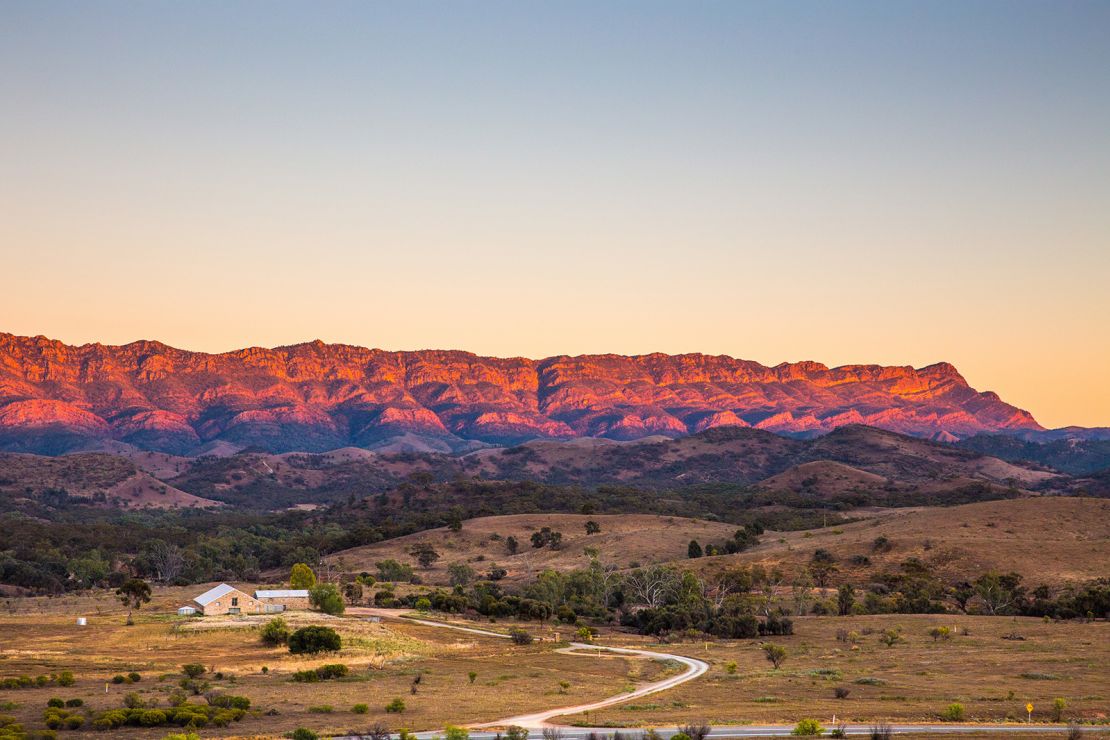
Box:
left=1, top=1, right=1108, bottom=428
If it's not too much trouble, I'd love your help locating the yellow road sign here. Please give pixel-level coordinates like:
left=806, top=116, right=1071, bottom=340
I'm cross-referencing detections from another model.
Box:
left=1026, top=703, right=1034, bottom=713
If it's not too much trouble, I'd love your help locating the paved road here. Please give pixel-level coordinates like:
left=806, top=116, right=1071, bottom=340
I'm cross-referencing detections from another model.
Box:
left=344, top=609, right=1094, bottom=737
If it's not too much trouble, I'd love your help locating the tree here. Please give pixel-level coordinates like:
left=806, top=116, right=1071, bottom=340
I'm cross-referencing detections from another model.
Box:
left=448, top=563, right=477, bottom=587
left=974, top=572, right=1024, bottom=615
left=506, top=536, right=519, bottom=555
left=688, top=540, right=703, bottom=559
left=146, top=541, right=185, bottom=583
left=584, top=520, right=601, bottom=535
left=623, top=565, right=680, bottom=608
left=447, top=511, right=463, bottom=532
left=288, top=625, right=341, bottom=654
left=343, top=581, right=364, bottom=604
left=376, top=559, right=415, bottom=583
left=309, top=583, right=345, bottom=615
left=530, top=527, right=563, bottom=550
left=809, top=549, right=838, bottom=588
left=290, top=563, right=317, bottom=589
left=509, top=628, right=533, bottom=645
left=261, top=617, right=290, bottom=645
left=837, top=584, right=855, bottom=616
left=410, top=543, right=441, bottom=569
left=116, top=578, right=151, bottom=625
left=761, top=642, right=787, bottom=669
left=951, top=581, right=974, bottom=613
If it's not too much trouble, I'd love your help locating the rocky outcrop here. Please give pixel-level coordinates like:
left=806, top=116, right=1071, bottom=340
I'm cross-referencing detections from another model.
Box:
left=0, top=332, right=1043, bottom=454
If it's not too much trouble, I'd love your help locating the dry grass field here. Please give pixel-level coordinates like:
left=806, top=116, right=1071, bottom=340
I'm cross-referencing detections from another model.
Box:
left=0, top=589, right=656, bottom=738
left=567, top=615, right=1110, bottom=729
left=688, top=497, right=1110, bottom=585
left=326, top=514, right=741, bottom=584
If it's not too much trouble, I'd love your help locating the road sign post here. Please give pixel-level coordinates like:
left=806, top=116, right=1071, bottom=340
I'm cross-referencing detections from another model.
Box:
left=1026, top=703, right=1033, bottom=722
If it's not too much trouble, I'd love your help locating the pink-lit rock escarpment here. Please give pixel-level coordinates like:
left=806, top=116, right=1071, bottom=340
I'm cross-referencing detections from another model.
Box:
left=0, top=332, right=1041, bottom=454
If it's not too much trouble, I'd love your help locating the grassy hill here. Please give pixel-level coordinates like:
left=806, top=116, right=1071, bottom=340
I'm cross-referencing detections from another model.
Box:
left=327, top=513, right=741, bottom=584
left=690, top=496, right=1110, bottom=586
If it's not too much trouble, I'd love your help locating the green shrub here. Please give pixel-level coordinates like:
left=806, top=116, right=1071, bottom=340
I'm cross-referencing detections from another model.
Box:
left=942, top=703, right=966, bottom=721
left=508, top=628, right=533, bottom=645
left=181, top=664, right=206, bottom=679
left=139, top=710, right=168, bottom=726
left=111, top=675, right=127, bottom=684
left=309, top=583, right=345, bottom=615
left=261, top=617, right=290, bottom=646
left=64, top=698, right=83, bottom=708
left=292, top=663, right=348, bottom=683
left=292, top=729, right=319, bottom=740
left=352, top=703, right=369, bottom=714
left=444, top=726, right=470, bottom=740
left=792, top=719, right=825, bottom=736
left=386, top=697, right=406, bottom=713
left=208, top=694, right=251, bottom=710
left=65, top=714, right=84, bottom=730
left=414, top=597, right=432, bottom=611
left=127, top=672, right=141, bottom=683
left=46, top=698, right=64, bottom=709
left=308, top=705, right=333, bottom=713
left=288, top=626, right=342, bottom=654
left=56, top=672, right=75, bottom=687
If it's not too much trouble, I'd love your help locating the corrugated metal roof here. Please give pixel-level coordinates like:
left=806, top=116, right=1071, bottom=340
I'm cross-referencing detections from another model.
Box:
left=254, top=589, right=310, bottom=599
left=193, top=583, right=240, bottom=606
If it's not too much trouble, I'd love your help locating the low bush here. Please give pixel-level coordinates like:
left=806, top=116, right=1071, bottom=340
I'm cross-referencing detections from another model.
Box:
left=792, top=719, right=825, bottom=736
left=288, top=626, right=342, bottom=654
left=941, top=702, right=966, bottom=721
left=292, top=664, right=349, bottom=683
left=352, top=703, right=369, bottom=714
left=91, top=702, right=250, bottom=731
left=208, top=694, right=251, bottom=710
left=385, top=697, right=406, bottom=713
left=260, top=617, right=290, bottom=646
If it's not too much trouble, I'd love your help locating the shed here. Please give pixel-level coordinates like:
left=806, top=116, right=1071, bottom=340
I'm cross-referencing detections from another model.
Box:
left=254, top=588, right=311, bottom=611
left=177, top=606, right=197, bottom=616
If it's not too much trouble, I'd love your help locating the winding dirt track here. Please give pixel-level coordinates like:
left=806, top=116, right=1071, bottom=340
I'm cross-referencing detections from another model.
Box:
left=352, top=608, right=708, bottom=728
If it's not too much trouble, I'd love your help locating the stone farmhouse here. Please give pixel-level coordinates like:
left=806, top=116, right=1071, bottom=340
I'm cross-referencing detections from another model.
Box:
left=179, top=583, right=310, bottom=616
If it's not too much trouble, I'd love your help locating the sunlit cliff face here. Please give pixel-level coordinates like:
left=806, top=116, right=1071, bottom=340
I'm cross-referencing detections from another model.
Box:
left=0, top=333, right=1040, bottom=455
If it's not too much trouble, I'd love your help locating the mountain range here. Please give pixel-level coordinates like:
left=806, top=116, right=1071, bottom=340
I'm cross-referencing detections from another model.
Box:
left=0, top=332, right=1045, bottom=455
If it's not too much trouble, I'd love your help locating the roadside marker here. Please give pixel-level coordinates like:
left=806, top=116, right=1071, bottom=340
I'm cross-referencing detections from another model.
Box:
left=1027, top=703, right=1033, bottom=722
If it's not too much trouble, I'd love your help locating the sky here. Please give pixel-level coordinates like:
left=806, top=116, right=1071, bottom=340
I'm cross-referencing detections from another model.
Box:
left=1, top=1, right=1108, bottom=428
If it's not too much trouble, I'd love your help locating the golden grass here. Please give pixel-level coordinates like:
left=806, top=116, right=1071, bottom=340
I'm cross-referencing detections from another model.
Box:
left=0, top=593, right=653, bottom=738
left=566, top=615, right=1110, bottom=728
left=327, top=513, right=740, bottom=585
left=689, top=497, right=1110, bottom=585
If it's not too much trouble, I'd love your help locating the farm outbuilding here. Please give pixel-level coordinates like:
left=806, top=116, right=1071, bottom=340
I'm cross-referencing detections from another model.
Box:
left=254, top=589, right=310, bottom=611
left=176, top=606, right=197, bottom=616
left=190, top=583, right=260, bottom=616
